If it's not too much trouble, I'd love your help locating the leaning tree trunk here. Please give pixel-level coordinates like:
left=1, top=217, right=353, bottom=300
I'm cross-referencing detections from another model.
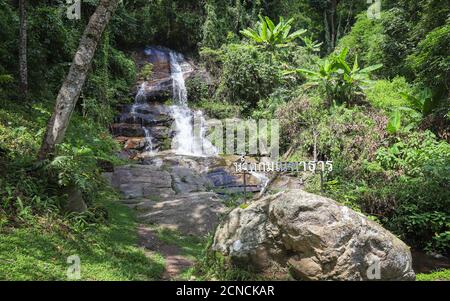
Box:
left=19, top=0, right=28, bottom=98
left=38, top=0, right=120, bottom=160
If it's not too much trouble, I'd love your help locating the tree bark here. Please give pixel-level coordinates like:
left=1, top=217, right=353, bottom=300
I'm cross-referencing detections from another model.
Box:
left=324, top=0, right=341, bottom=53
left=19, top=0, right=28, bottom=98
left=38, top=0, right=120, bottom=160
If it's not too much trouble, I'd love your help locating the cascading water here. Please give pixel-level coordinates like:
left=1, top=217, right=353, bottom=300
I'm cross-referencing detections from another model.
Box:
left=132, top=82, right=155, bottom=153
left=169, top=52, right=188, bottom=106
left=143, top=127, right=155, bottom=153
left=169, top=51, right=217, bottom=157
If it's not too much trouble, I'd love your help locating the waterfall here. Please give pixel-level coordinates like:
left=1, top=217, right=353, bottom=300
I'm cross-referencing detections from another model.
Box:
left=143, top=127, right=156, bottom=153
left=132, top=83, right=155, bottom=153
left=169, top=52, right=188, bottom=106
left=168, top=51, right=217, bottom=157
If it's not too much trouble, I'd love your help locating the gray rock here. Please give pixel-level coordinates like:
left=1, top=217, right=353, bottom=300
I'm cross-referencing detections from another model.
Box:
left=136, top=192, right=228, bottom=236
left=212, top=189, right=415, bottom=281
left=111, top=165, right=174, bottom=198
left=63, top=185, right=87, bottom=213
left=170, top=167, right=212, bottom=194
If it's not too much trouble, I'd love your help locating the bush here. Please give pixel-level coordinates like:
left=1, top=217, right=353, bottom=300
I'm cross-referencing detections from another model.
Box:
left=407, top=23, right=450, bottom=100
left=214, top=44, right=283, bottom=112
left=322, top=129, right=450, bottom=254
left=194, top=99, right=242, bottom=119
left=375, top=131, right=450, bottom=253
left=186, top=74, right=212, bottom=104
left=366, top=77, right=411, bottom=110
left=337, top=13, right=385, bottom=71
left=0, top=101, right=121, bottom=228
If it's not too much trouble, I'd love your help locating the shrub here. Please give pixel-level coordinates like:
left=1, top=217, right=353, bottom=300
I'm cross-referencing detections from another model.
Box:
left=321, top=129, right=450, bottom=254
left=366, top=77, right=411, bottom=110
left=214, top=44, right=283, bottom=111
left=407, top=23, right=450, bottom=100
left=195, top=99, right=241, bottom=119
left=337, top=13, right=385, bottom=70
left=293, top=48, right=382, bottom=106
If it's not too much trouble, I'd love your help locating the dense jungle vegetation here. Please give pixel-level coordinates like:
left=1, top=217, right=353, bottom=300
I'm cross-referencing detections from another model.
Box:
left=0, top=0, right=448, bottom=280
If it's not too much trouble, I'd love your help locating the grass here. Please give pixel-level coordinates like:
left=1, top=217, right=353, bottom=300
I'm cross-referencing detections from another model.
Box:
left=155, top=227, right=206, bottom=260
left=0, top=195, right=165, bottom=280
left=416, top=269, right=450, bottom=281
left=153, top=227, right=206, bottom=280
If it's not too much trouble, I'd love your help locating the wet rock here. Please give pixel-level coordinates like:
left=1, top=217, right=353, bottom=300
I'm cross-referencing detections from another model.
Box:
left=207, top=168, right=238, bottom=187
left=111, top=123, right=145, bottom=137
left=123, top=137, right=146, bottom=150
left=131, top=46, right=193, bottom=102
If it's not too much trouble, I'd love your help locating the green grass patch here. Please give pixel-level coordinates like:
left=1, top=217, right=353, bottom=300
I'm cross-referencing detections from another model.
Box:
left=0, top=196, right=165, bottom=280
left=416, top=269, right=450, bottom=281
left=155, top=227, right=206, bottom=260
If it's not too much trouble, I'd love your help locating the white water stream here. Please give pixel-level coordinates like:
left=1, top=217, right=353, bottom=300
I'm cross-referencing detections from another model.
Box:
left=169, top=51, right=217, bottom=157
left=131, top=82, right=155, bottom=154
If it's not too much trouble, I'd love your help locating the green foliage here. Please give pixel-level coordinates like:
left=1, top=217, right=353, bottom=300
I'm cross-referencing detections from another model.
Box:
left=301, top=35, right=323, bottom=54
left=252, top=88, right=292, bottom=120
left=366, top=77, right=411, bottom=110
left=240, top=15, right=306, bottom=50
left=337, top=13, right=385, bottom=72
left=193, top=235, right=262, bottom=281
left=400, top=88, right=438, bottom=117
left=201, top=0, right=265, bottom=49
left=213, top=44, right=284, bottom=111
left=199, top=47, right=224, bottom=77
left=82, top=33, right=137, bottom=125
left=113, top=0, right=205, bottom=52
left=323, top=130, right=450, bottom=254
left=417, top=269, right=450, bottom=281
left=186, top=74, right=212, bottom=104
left=0, top=74, right=13, bottom=85
left=0, top=100, right=121, bottom=228
left=139, top=63, right=153, bottom=81
left=195, top=99, right=241, bottom=119
left=407, top=23, right=450, bottom=100
left=293, top=48, right=382, bottom=106
left=386, top=110, right=402, bottom=135
left=278, top=92, right=449, bottom=254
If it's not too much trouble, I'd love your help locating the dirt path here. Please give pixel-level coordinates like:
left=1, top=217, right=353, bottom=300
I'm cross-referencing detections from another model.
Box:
left=138, top=225, right=194, bottom=280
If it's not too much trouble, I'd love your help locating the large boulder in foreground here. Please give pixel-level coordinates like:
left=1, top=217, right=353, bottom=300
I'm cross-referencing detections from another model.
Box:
left=212, top=190, right=415, bottom=281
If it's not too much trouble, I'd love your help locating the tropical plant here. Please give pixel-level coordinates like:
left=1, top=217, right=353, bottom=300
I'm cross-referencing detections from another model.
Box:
left=400, top=88, right=437, bottom=117
left=240, top=15, right=306, bottom=50
left=386, top=88, right=440, bottom=135
left=387, top=110, right=402, bottom=134
left=290, top=47, right=382, bottom=105
left=301, top=36, right=323, bottom=53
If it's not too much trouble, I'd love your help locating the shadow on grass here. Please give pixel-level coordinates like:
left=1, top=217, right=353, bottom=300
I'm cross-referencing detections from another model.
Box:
left=0, top=200, right=165, bottom=280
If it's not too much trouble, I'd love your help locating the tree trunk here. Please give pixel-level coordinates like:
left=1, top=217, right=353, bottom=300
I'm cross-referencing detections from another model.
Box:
left=19, top=0, right=28, bottom=98
left=324, top=0, right=341, bottom=53
left=38, top=0, right=120, bottom=160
